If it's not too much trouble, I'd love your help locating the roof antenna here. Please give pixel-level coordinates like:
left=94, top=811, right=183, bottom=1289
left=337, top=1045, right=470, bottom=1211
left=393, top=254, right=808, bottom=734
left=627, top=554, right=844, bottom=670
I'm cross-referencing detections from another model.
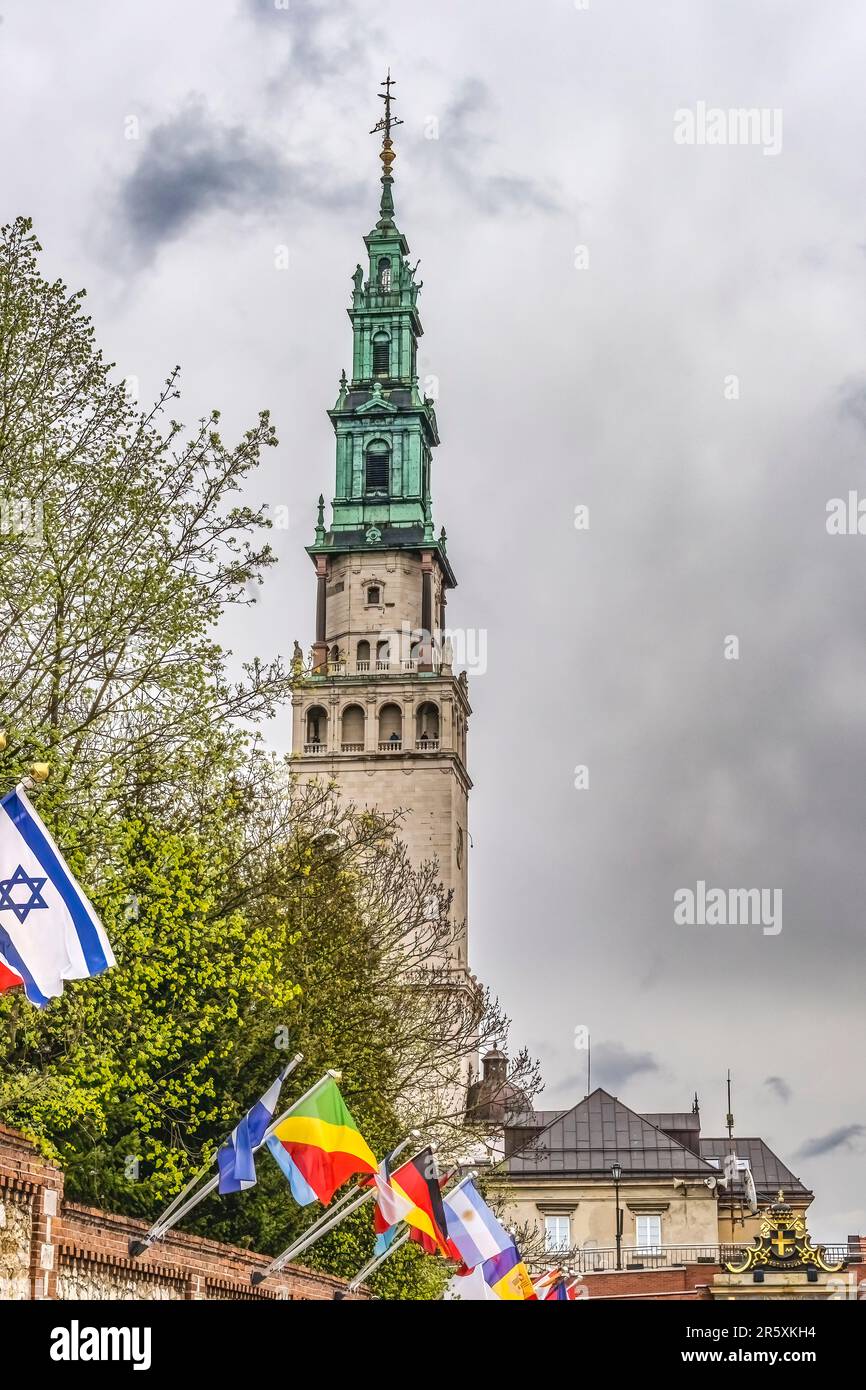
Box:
left=726, top=1070, right=737, bottom=1244
left=586, top=1032, right=591, bottom=1097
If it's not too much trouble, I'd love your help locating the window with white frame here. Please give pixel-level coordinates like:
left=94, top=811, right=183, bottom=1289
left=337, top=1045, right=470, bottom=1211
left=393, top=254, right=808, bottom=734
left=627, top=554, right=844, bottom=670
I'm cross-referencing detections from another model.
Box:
left=634, top=1214, right=662, bottom=1251
left=544, top=1214, right=571, bottom=1254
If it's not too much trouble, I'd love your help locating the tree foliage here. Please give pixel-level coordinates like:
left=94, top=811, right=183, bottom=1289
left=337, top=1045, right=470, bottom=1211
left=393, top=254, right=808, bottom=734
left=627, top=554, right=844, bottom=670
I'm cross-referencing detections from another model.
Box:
left=0, top=217, right=538, bottom=1299
left=0, top=216, right=288, bottom=799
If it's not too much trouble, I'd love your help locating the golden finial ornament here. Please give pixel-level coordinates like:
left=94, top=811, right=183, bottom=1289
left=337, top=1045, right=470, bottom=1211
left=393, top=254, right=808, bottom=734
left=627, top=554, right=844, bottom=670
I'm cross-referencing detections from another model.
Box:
left=370, top=70, right=403, bottom=222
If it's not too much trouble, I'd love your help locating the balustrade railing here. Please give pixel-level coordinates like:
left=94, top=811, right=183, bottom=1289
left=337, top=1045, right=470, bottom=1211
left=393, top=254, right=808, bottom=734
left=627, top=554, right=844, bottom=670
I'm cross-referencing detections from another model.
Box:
left=315, top=658, right=441, bottom=677
left=556, top=1242, right=854, bottom=1273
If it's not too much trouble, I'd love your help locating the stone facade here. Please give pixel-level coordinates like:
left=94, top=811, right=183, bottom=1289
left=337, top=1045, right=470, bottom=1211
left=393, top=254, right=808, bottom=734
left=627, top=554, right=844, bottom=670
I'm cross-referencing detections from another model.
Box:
left=506, top=1175, right=721, bottom=1254
left=0, top=1124, right=365, bottom=1301
left=0, top=1189, right=32, bottom=1300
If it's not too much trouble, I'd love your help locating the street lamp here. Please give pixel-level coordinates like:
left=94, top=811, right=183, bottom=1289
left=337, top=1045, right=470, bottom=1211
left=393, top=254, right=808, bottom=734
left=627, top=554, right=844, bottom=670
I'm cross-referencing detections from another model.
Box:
left=611, top=1162, right=623, bottom=1271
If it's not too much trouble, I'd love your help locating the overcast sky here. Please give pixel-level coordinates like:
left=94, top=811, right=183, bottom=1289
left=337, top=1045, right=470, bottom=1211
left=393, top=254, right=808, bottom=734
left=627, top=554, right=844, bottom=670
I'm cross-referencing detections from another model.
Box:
left=3, top=0, right=865, bottom=1238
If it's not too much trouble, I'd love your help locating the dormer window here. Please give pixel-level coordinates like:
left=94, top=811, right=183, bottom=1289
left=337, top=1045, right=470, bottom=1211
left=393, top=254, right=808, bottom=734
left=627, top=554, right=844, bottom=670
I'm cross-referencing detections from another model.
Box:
left=365, top=443, right=389, bottom=494
left=378, top=257, right=391, bottom=290
left=372, top=332, right=390, bottom=376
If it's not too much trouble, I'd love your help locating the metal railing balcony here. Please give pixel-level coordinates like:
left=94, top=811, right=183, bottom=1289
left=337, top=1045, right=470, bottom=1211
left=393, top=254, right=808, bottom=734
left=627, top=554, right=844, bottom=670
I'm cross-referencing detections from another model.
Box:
left=562, top=1244, right=744, bottom=1273
left=558, top=1242, right=855, bottom=1273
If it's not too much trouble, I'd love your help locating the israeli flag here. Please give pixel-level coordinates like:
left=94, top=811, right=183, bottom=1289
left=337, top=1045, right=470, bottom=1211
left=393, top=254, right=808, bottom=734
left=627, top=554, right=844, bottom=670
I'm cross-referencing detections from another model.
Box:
left=0, top=786, right=115, bottom=1007
left=217, top=1075, right=284, bottom=1195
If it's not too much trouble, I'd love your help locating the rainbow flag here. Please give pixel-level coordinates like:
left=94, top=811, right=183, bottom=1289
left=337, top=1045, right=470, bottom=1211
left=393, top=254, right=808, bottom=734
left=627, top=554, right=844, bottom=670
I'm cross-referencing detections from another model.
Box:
left=268, top=1076, right=377, bottom=1205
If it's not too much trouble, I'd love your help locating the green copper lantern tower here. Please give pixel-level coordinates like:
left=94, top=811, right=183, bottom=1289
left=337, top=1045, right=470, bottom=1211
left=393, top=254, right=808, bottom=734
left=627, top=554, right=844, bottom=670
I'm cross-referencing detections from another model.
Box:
left=292, top=76, right=473, bottom=993
left=306, top=71, right=455, bottom=664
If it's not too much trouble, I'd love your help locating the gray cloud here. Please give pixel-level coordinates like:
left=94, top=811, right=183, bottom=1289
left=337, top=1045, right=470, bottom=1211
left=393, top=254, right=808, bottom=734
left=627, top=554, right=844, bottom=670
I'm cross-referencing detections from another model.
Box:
left=765, top=1076, right=792, bottom=1103
left=798, top=1125, right=865, bottom=1159
left=246, top=0, right=379, bottom=93
left=115, top=98, right=363, bottom=260
left=421, top=77, right=560, bottom=216
left=589, top=1043, right=660, bottom=1092
left=838, top=376, right=866, bottom=431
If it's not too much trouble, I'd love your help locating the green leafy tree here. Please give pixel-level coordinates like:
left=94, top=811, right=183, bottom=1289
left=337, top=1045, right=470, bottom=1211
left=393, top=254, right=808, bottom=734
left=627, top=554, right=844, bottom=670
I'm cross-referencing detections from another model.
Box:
left=0, top=218, right=537, bottom=1299
left=0, top=216, right=287, bottom=803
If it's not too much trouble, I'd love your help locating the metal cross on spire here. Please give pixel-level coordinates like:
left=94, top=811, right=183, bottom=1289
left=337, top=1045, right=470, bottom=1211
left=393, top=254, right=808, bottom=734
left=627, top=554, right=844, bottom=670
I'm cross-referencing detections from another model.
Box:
left=370, top=70, right=403, bottom=222
left=370, top=69, right=403, bottom=147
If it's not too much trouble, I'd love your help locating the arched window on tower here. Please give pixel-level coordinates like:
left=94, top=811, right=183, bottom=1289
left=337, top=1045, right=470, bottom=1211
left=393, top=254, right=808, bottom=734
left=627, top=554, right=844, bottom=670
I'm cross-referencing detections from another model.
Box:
left=378, top=257, right=391, bottom=290
left=378, top=702, right=402, bottom=750
left=365, top=443, right=390, bottom=494
left=356, top=639, right=371, bottom=671
left=372, top=332, right=390, bottom=376
left=304, top=705, right=328, bottom=754
left=341, top=704, right=365, bottom=752
left=415, top=701, right=440, bottom=751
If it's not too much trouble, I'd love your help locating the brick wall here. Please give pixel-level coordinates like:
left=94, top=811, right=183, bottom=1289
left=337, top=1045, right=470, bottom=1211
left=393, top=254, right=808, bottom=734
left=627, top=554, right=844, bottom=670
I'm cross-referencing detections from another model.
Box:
left=0, top=1124, right=367, bottom=1301
left=581, top=1264, right=716, bottom=1300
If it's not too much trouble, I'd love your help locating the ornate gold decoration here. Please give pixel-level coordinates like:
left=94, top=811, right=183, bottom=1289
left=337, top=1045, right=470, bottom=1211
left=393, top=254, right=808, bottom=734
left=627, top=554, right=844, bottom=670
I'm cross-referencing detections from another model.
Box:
left=370, top=71, right=403, bottom=177
left=725, top=1191, right=843, bottom=1274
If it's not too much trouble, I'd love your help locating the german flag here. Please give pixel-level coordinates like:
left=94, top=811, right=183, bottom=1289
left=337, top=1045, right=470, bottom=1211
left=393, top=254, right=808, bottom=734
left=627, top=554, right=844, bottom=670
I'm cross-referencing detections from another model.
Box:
left=375, top=1147, right=454, bottom=1257
left=268, top=1076, right=377, bottom=1205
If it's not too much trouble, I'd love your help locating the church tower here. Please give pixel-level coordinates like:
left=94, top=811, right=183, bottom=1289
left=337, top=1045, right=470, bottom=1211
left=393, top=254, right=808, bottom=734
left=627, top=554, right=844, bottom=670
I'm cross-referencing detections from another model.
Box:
left=291, top=77, right=472, bottom=975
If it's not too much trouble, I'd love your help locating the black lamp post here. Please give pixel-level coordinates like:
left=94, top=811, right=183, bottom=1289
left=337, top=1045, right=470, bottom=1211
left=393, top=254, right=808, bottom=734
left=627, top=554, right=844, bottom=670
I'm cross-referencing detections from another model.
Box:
left=611, top=1162, right=623, bottom=1271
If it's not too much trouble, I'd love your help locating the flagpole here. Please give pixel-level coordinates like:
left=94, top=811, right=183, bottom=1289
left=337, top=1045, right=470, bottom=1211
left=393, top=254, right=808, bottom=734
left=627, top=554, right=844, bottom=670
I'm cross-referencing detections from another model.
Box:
left=259, top=1187, right=376, bottom=1278
left=129, top=1055, right=315, bottom=1256
left=338, top=1163, right=471, bottom=1293
left=442, top=1168, right=476, bottom=1197
left=347, top=1230, right=410, bottom=1292
left=250, top=1130, right=420, bottom=1286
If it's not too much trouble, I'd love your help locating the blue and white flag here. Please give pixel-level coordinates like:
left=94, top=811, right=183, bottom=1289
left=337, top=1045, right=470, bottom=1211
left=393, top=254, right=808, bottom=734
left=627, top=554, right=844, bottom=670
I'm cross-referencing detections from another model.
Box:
left=217, top=1075, right=284, bottom=1195
left=264, top=1133, right=318, bottom=1206
left=442, top=1178, right=513, bottom=1268
left=0, top=786, right=115, bottom=1007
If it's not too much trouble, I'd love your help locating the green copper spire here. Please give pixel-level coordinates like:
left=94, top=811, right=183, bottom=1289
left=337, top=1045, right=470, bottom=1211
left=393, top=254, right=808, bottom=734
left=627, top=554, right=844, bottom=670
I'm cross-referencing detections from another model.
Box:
left=308, top=79, right=455, bottom=589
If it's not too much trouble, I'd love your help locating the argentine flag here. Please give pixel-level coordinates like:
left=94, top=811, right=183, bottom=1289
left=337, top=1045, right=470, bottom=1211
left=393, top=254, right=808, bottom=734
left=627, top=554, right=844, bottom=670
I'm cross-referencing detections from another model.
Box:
left=0, top=786, right=115, bottom=1007
left=442, top=1178, right=513, bottom=1268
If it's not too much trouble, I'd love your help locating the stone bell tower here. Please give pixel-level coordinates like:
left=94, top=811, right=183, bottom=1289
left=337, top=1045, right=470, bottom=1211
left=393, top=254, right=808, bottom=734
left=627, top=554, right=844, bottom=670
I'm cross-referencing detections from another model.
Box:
left=291, top=76, right=472, bottom=977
